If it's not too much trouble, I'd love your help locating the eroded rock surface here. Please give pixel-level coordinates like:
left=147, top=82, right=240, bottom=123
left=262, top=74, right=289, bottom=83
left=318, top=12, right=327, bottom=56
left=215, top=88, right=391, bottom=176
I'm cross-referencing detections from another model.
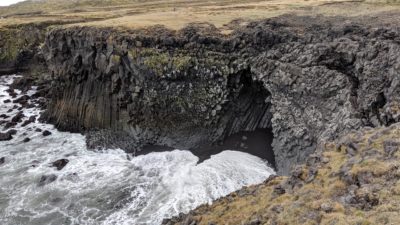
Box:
left=41, top=14, right=400, bottom=174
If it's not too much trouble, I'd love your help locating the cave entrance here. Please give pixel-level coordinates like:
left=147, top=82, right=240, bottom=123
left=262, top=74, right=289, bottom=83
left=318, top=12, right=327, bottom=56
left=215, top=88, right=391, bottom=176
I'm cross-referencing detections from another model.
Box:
left=194, top=68, right=276, bottom=168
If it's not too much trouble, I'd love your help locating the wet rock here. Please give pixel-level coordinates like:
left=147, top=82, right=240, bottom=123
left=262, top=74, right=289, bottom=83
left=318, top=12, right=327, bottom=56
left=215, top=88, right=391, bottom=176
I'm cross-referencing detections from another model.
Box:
left=51, top=159, right=69, bottom=170
left=11, top=111, right=25, bottom=123
left=0, top=132, right=12, bottom=141
left=11, top=77, right=36, bottom=92
left=42, top=130, right=52, bottom=136
left=5, top=88, right=17, bottom=98
left=0, top=157, right=4, bottom=165
left=35, top=128, right=42, bottom=132
left=32, top=86, right=49, bottom=98
left=38, top=174, right=57, bottom=186
left=4, top=121, right=17, bottom=129
left=23, top=137, right=31, bottom=143
left=3, top=99, right=11, bottom=103
left=13, top=95, right=30, bottom=106
left=31, top=160, right=40, bottom=168
left=7, top=129, right=17, bottom=135
left=25, top=103, right=36, bottom=109
left=0, top=114, right=9, bottom=119
left=34, top=98, right=47, bottom=109
left=21, top=116, right=36, bottom=127
left=21, top=120, right=32, bottom=127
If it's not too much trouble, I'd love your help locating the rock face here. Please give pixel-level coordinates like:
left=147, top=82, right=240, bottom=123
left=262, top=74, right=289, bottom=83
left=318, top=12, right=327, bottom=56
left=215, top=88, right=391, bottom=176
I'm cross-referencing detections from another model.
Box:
left=42, top=15, right=400, bottom=174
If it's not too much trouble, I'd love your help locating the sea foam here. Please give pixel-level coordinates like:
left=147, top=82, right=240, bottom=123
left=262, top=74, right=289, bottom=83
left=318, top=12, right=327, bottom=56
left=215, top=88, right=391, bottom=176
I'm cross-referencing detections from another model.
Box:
left=0, top=75, right=274, bottom=225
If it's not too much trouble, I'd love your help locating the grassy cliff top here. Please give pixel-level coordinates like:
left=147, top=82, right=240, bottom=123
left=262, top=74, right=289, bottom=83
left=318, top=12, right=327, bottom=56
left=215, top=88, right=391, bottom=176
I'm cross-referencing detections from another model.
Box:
left=166, top=123, right=400, bottom=225
left=0, top=0, right=399, bottom=30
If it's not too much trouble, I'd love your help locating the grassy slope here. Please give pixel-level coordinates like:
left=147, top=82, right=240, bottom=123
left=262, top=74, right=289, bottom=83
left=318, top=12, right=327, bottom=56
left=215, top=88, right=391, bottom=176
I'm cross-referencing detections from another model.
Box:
left=167, top=123, right=400, bottom=225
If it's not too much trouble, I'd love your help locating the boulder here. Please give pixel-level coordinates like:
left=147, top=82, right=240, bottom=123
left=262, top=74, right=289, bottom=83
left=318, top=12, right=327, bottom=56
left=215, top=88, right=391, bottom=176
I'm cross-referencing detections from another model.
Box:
left=42, top=130, right=52, bottom=136
left=38, top=174, right=57, bottom=186
left=7, top=129, right=17, bottom=135
left=51, top=159, right=69, bottom=170
left=21, top=116, right=36, bottom=127
left=4, top=122, right=17, bottom=129
left=0, top=132, right=12, bottom=141
left=13, top=95, right=30, bottom=106
left=11, top=112, right=25, bottom=123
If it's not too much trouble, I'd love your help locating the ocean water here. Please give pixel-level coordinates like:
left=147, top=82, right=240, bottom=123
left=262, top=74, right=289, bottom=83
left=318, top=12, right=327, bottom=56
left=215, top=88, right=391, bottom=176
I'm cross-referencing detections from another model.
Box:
left=0, top=75, right=275, bottom=225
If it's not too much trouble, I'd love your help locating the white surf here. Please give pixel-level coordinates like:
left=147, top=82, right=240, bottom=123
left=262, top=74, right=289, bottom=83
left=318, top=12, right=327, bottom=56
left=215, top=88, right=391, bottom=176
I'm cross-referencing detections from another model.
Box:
left=0, top=75, right=275, bottom=225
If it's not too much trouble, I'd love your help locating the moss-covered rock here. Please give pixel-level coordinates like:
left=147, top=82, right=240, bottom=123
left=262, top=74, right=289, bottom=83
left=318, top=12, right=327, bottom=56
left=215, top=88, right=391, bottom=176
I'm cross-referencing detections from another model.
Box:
left=0, top=24, right=47, bottom=74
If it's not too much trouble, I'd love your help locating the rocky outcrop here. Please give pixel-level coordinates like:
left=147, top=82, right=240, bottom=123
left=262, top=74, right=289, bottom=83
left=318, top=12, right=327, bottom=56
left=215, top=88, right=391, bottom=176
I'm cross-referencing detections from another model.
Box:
left=42, top=14, right=400, bottom=174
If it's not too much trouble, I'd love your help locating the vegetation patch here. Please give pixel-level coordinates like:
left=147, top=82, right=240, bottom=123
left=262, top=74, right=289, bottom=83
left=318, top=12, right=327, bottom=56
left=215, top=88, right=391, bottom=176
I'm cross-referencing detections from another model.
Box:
left=128, top=48, right=195, bottom=76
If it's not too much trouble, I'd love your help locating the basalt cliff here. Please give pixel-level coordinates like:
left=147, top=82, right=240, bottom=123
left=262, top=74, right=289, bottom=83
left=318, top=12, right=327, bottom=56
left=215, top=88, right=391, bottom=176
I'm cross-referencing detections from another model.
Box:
left=28, top=14, right=399, bottom=174
left=0, top=14, right=397, bottom=174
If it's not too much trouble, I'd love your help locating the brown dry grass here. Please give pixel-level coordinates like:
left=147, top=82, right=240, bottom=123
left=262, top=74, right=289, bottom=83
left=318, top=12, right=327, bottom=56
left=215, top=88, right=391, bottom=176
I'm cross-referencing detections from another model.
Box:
left=0, top=0, right=399, bottom=30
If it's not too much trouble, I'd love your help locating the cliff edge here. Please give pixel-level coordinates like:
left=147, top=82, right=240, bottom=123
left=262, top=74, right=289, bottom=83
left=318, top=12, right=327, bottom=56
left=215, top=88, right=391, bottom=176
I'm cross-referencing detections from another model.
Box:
left=41, top=14, right=400, bottom=174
